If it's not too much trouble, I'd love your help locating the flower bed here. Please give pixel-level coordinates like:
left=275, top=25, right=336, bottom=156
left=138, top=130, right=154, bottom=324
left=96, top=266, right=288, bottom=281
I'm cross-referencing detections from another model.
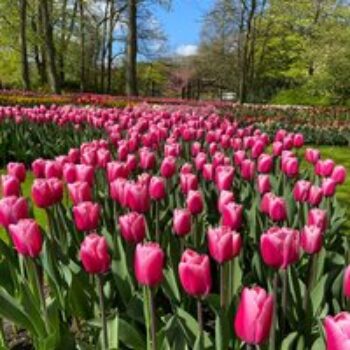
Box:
left=0, top=103, right=349, bottom=349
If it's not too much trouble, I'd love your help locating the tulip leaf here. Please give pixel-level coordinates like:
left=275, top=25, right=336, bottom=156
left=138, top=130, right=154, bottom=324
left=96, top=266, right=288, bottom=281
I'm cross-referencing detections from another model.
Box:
left=310, top=274, right=327, bottom=316
left=107, top=313, right=119, bottom=350
left=162, top=267, right=181, bottom=303
left=311, top=337, right=325, bottom=350
left=215, top=310, right=229, bottom=350
left=118, top=318, right=145, bottom=350
left=280, top=332, right=298, bottom=350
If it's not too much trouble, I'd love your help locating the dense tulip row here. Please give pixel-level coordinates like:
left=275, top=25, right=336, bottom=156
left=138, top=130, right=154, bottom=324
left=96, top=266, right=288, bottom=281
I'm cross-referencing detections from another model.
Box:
left=0, top=103, right=349, bottom=350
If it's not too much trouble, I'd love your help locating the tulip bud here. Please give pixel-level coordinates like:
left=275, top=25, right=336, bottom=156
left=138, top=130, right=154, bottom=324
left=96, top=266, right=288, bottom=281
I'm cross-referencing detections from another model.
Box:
left=195, top=153, right=207, bottom=171
left=44, top=160, right=62, bottom=179
left=234, top=150, right=246, bottom=166
left=173, top=209, right=191, bottom=237
left=96, top=148, right=111, bottom=168
left=107, top=161, right=128, bottom=182
left=181, top=162, right=193, bottom=174
left=307, top=208, right=327, bottom=233
left=331, top=165, right=347, bottom=185
left=293, top=180, right=311, bottom=202
left=32, top=178, right=63, bottom=208
left=293, top=133, right=304, bottom=148
left=222, top=201, right=243, bottom=230
left=308, top=185, right=323, bottom=206
left=215, top=165, right=234, bottom=191
left=178, top=249, right=211, bottom=297
left=186, top=190, right=204, bottom=215
left=269, top=195, right=287, bottom=222
left=160, top=157, right=177, bottom=178
left=9, top=219, right=43, bottom=258
left=32, top=158, right=46, bottom=178
left=257, top=174, right=271, bottom=194
left=139, top=149, right=156, bottom=170
left=180, top=173, right=198, bottom=195
left=0, top=196, right=29, bottom=229
left=281, top=156, right=299, bottom=177
left=305, top=148, right=320, bottom=165
left=300, top=225, right=323, bottom=254
left=80, top=233, right=111, bottom=274
left=272, top=141, right=283, bottom=157
left=134, top=242, right=165, bottom=287
left=234, top=286, right=273, bottom=345
left=322, top=178, right=337, bottom=197
left=126, top=154, right=138, bottom=172
left=73, top=201, right=100, bottom=232
left=324, top=312, right=350, bottom=350
left=7, top=162, right=26, bottom=182
left=260, top=226, right=300, bottom=269
left=315, top=159, right=335, bottom=177
left=207, top=226, right=242, bottom=264
left=119, top=212, right=146, bottom=244
left=149, top=176, right=166, bottom=201
left=1, top=175, right=20, bottom=197
left=217, top=190, right=235, bottom=214
left=202, top=163, right=214, bottom=181
left=240, top=159, right=255, bottom=181
left=257, top=154, right=273, bottom=173
left=63, top=163, right=77, bottom=184
left=343, top=266, right=350, bottom=298
left=126, top=182, right=150, bottom=213
left=68, top=181, right=92, bottom=205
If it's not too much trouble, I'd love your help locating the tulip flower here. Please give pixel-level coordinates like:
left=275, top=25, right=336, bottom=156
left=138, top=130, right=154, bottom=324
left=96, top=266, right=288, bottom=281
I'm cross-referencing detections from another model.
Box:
left=300, top=225, right=323, bottom=254
left=217, top=190, right=235, bottom=214
left=322, top=178, right=337, bottom=197
left=293, top=180, right=311, bottom=202
left=260, top=227, right=300, bottom=269
left=343, top=266, right=350, bottom=298
left=0, top=196, right=29, bottom=229
left=73, top=201, right=100, bottom=232
left=106, top=161, right=128, bottom=182
left=293, top=133, right=304, bottom=148
left=272, top=141, right=283, bottom=156
left=315, top=159, right=335, bottom=177
left=281, top=156, right=299, bottom=177
left=324, top=312, right=350, bottom=350
left=215, top=165, right=234, bottom=191
left=305, top=148, right=320, bottom=165
left=331, top=165, right=347, bottom=185
left=119, top=212, right=146, bottom=244
left=234, top=286, right=273, bottom=345
left=269, top=195, right=287, bottom=222
left=186, top=190, right=204, bottom=216
left=180, top=173, right=198, bottom=194
left=234, top=150, right=246, bottom=166
left=75, top=164, right=95, bottom=186
left=96, top=148, right=111, bottom=168
left=257, top=174, right=271, bottom=195
left=181, top=162, right=193, bottom=174
left=308, top=208, right=327, bottom=233
left=257, top=154, right=273, bottom=173
left=160, top=156, right=176, bottom=178
left=68, top=181, right=92, bottom=205
left=139, top=149, right=156, bottom=170
left=126, top=182, right=150, bottom=213
left=149, top=176, right=166, bottom=201
left=195, top=152, right=207, bottom=171
left=63, top=163, right=77, bottom=183
left=32, top=178, right=63, bottom=208
left=173, top=209, right=191, bottom=237
left=32, top=158, right=46, bottom=178
left=8, top=219, right=43, bottom=258
left=202, top=163, right=214, bottom=181
left=222, top=201, right=243, bottom=230
left=308, top=185, right=323, bottom=206
left=7, top=162, right=26, bottom=182
left=240, top=159, right=255, bottom=181
left=44, top=160, right=62, bottom=179
left=1, top=175, right=20, bottom=197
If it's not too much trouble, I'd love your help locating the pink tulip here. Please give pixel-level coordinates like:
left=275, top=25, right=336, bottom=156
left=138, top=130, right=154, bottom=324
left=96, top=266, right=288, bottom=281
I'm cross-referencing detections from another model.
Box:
left=234, top=150, right=246, bottom=166
left=1, top=175, right=20, bottom=197
left=107, top=162, right=128, bottom=182
left=217, top=190, right=235, bottom=214
left=160, top=156, right=176, bottom=178
left=308, top=185, right=323, bottom=206
left=305, top=148, right=320, bottom=165
left=180, top=173, right=198, bottom=194
left=75, top=164, right=95, bottom=186
left=322, top=178, right=337, bottom=197
left=195, top=153, right=207, bottom=171
left=272, top=141, right=283, bottom=156
left=178, top=249, right=211, bottom=297
left=186, top=190, right=204, bottom=215
left=0, top=196, right=29, bottom=229
left=215, top=165, right=234, bottom=191
left=32, top=178, right=63, bottom=208
left=140, top=149, right=156, bottom=170
left=80, top=233, right=111, bottom=274
left=241, top=159, right=255, bottom=181
left=257, top=154, right=273, bottom=173
left=315, top=159, right=335, bottom=177
left=126, top=182, right=150, bottom=213
left=343, top=266, right=350, bottom=298
left=134, top=242, right=165, bottom=287
left=68, top=148, right=80, bottom=163
left=119, top=212, right=146, bottom=244
left=202, top=163, right=214, bottom=181
left=149, top=176, right=166, bottom=201
left=96, top=148, right=111, bottom=168
left=331, top=165, right=347, bottom=185
left=68, top=181, right=92, bottom=205
left=293, top=133, right=304, bottom=148
left=44, top=160, right=62, bottom=179
left=173, top=209, right=191, bottom=237
left=8, top=219, right=43, bottom=258
left=260, top=226, right=300, bottom=269
left=293, top=180, right=311, bottom=202
left=269, top=195, right=287, bottom=222
left=251, top=140, right=265, bottom=159
left=222, top=202, right=243, bottom=230
left=257, top=174, right=271, bottom=194
left=63, top=163, right=77, bottom=183
left=181, top=162, right=193, bottom=174
left=207, top=226, right=242, bottom=263
left=73, top=201, right=100, bottom=232
left=234, top=286, right=273, bottom=345
left=300, top=225, right=323, bottom=254
left=7, top=162, right=26, bottom=182
left=308, top=208, right=327, bottom=233
left=32, top=158, right=46, bottom=178
left=324, top=312, right=350, bottom=350
left=126, top=154, right=137, bottom=172
left=281, top=156, right=299, bottom=177
left=110, top=178, right=128, bottom=206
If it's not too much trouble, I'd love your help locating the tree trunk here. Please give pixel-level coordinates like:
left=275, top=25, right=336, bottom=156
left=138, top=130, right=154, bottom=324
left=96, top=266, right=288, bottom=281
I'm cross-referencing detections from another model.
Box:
left=79, top=0, right=85, bottom=91
left=40, top=0, right=60, bottom=93
left=107, top=0, right=115, bottom=93
left=19, top=0, right=31, bottom=90
left=58, top=0, right=68, bottom=86
left=126, top=0, right=138, bottom=96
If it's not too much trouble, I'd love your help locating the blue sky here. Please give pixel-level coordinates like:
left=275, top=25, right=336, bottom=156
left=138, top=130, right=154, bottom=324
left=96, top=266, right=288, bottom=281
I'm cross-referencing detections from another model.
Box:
left=154, top=0, right=214, bottom=56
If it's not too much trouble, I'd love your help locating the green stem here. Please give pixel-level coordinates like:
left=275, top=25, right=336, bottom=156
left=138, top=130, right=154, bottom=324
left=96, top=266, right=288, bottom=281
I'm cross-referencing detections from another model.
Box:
left=0, top=318, right=7, bottom=348
left=303, top=254, right=317, bottom=313
left=149, top=288, right=157, bottom=350
left=143, top=287, right=151, bottom=350
left=155, top=201, right=160, bottom=243
left=97, top=275, right=108, bottom=350
left=220, top=263, right=226, bottom=310
left=197, top=298, right=203, bottom=336
left=269, top=272, right=278, bottom=350
left=281, top=268, right=288, bottom=334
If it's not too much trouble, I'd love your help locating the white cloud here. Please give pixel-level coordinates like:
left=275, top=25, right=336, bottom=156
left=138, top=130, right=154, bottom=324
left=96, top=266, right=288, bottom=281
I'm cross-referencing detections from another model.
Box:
left=176, top=44, right=198, bottom=57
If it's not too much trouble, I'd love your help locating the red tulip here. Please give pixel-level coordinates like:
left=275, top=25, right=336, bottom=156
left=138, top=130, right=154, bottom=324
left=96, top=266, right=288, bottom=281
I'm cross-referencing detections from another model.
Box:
left=0, top=196, right=29, bottom=229
left=126, top=154, right=137, bottom=172
left=308, top=208, right=327, bottom=233
left=68, top=148, right=80, bottom=163
left=178, top=249, right=211, bottom=297
left=222, top=201, right=243, bottom=230
left=257, top=174, right=271, bottom=194
left=149, top=176, right=166, bottom=201
left=7, top=162, right=26, bottom=182
left=305, top=148, right=320, bottom=165
left=134, top=242, right=165, bottom=287
left=324, top=312, right=350, bottom=350
left=234, top=286, right=273, bottom=345
left=73, top=201, right=100, bottom=232
left=300, top=225, right=323, bottom=254
left=80, top=233, right=111, bottom=274
left=8, top=219, right=43, bottom=258
left=195, top=153, right=207, bottom=171
left=119, top=212, right=146, bottom=244
left=181, top=162, right=193, bottom=174
left=331, top=165, right=347, bottom=185
left=234, top=150, right=246, bottom=166
left=173, top=209, right=191, bottom=236
left=251, top=140, right=265, bottom=159
left=272, top=141, right=283, bottom=156
left=68, top=181, right=92, bottom=205
left=110, top=178, right=128, bottom=206
left=1, top=175, right=20, bottom=197
left=343, top=266, right=350, bottom=298
left=32, top=178, right=63, bottom=208
left=260, top=226, right=300, bottom=269
left=186, top=190, right=204, bottom=215
left=207, top=226, right=242, bottom=263
left=293, top=180, right=311, bottom=202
